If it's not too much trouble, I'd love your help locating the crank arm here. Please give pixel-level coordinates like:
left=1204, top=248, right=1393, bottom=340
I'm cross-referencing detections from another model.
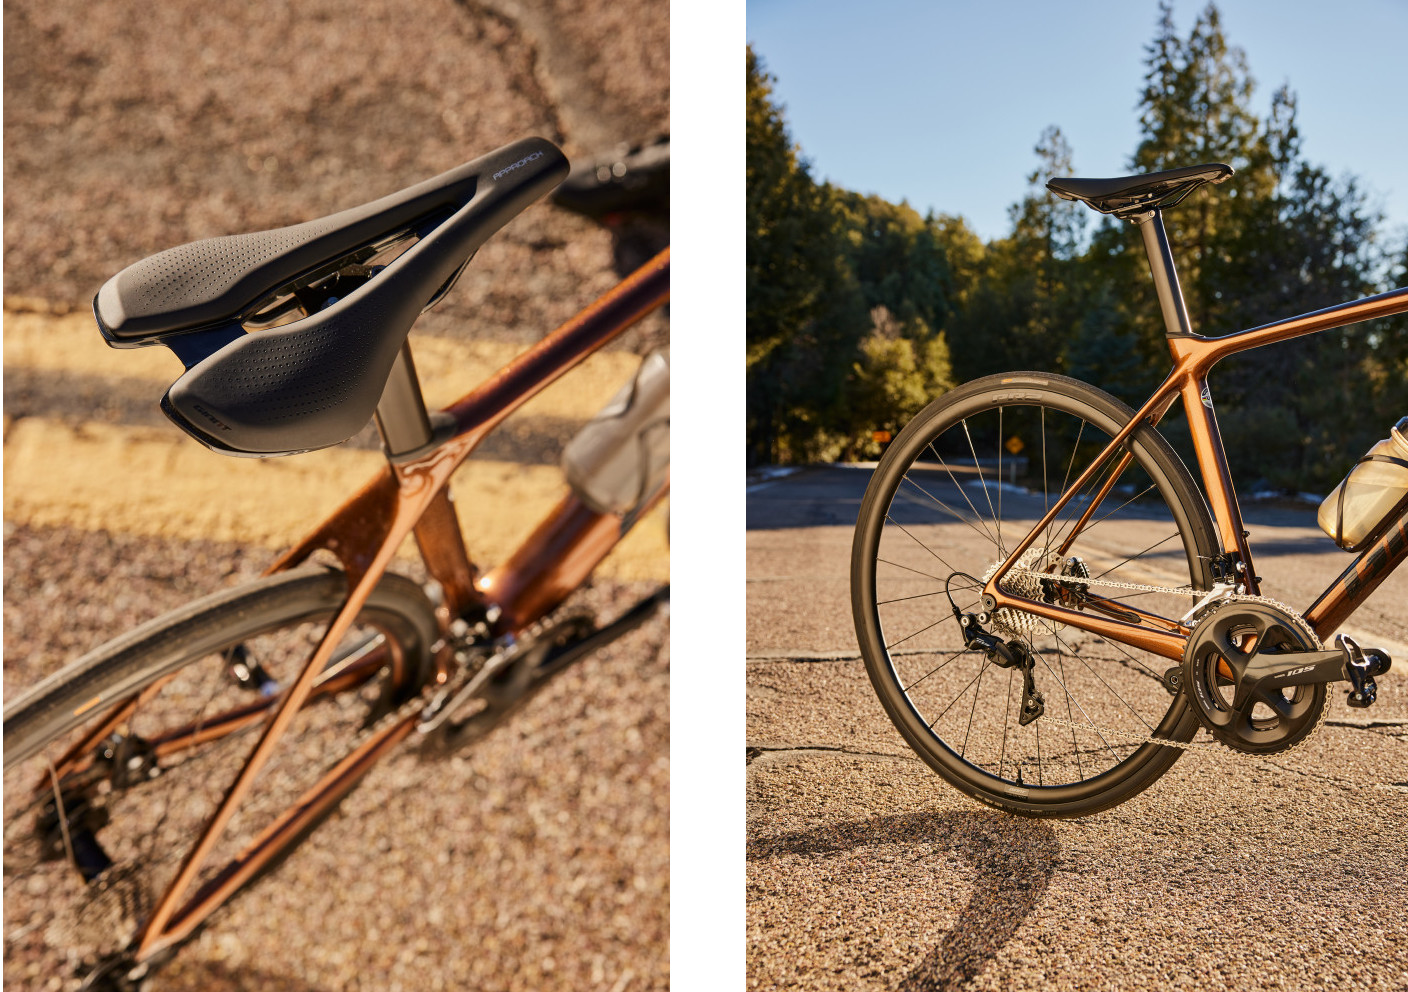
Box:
left=1245, top=649, right=1349, bottom=690
left=1238, top=636, right=1392, bottom=709
left=528, top=585, right=669, bottom=683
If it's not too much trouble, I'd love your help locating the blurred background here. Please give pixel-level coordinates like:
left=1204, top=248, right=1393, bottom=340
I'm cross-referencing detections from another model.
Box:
left=746, top=0, right=1407, bottom=493
left=3, top=1, right=669, bottom=989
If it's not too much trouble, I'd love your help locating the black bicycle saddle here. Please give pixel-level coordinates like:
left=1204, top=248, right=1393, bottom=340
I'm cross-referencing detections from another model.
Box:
left=94, top=137, right=568, bottom=457
left=1046, top=163, right=1233, bottom=218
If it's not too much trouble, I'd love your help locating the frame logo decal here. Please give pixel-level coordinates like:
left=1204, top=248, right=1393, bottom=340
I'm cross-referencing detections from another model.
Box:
left=492, top=151, right=544, bottom=181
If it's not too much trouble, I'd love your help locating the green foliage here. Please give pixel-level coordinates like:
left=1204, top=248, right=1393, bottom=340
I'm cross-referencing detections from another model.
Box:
left=1124, top=3, right=1400, bottom=490
left=746, top=47, right=868, bottom=464
left=849, top=306, right=954, bottom=459
left=745, top=5, right=1405, bottom=486
left=942, top=126, right=1093, bottom=383
left=836, top=191, right=951, bottom=332
left=745, top=47, right=953, bottom=464
left=1062, top=286, right=1162, bottom=408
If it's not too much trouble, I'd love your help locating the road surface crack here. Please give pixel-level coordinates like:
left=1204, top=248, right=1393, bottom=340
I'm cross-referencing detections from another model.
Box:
left=746, top=743, right=908, bottom=765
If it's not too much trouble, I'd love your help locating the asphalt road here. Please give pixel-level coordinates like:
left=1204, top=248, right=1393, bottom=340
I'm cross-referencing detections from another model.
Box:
left=747, top=464, right=1408, bottom=991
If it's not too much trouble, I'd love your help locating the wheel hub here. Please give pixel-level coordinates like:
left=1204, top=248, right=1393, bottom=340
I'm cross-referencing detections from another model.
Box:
left=981, top=548, right=1089, bottom=638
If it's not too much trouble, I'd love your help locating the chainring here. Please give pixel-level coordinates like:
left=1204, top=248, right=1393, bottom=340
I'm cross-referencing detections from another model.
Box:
left=420, top=610, right=596, bottom=754
left=1181, top=600, right=1328, bottom=754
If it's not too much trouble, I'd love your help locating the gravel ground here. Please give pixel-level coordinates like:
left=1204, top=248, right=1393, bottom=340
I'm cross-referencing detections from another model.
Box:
left=3, top=0, right=668, bottom=330
left=749, top=748, right=1407, bottom=992
left=4, top=0, right=669, bottom=987
left=748, top=466, right=1408, bottom=991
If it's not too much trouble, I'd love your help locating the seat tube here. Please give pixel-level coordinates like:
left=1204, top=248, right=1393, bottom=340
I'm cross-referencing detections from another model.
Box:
left=1135, top=209, right=1195, bottom=338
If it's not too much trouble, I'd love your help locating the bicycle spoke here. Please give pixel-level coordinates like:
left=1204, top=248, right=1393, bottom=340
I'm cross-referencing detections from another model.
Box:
left=1086, top=483, right=1160, bottom=533
left=900, top=645, right=972, bottom=694
left=928, top=441, right=1001, bottom=549
left=930, top=655, right=991, bottom=729
left=1028, top=647, right=1124, bottom=763
left=897, top=473, right=995, bottom=547
left=3, top=572, right=435, bottom=978
left=1051, top=631, right=1155, bottom=730
left=876, top=588, right=970, bottom=607
left=962, top=654, right=987, bottom=759
left=885, top=514, right=966, bottom=577
left=857, top=386, right=1211, bottom=810
left=1057, top=648, right=1084, bottom=781
left=887, top=612, right=965, bottom=655
left=961, top=419, right=1002, bottom=556
left=996, top=406, right=1004, bottom=553
left=997, top=667, right=1015, bottom=779
left=1090, top=631, right=1170, bottom=683
left=1041, top=407, right=1049, bottom=520
left=876, top=557, right=956, bottom=585
left=1059, top=420, right=1086, bottom=503
left=1031, top=417, right=1092, bottom=555
left=1034, top=718, right=1042, bottom=786
left=1092, top=531, right=1182, bottom=582
left=1048, top=447, right=1126, bottom=552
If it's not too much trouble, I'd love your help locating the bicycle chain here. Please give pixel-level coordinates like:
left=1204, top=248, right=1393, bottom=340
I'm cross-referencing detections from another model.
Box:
left=998, top=567, right=1334, bottom=760
left=346, top=603, right=586, bottom=754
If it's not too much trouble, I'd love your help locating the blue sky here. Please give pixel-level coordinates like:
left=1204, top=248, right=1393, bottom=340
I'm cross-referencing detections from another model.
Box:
left=747, top=0, right=1408, bottom=250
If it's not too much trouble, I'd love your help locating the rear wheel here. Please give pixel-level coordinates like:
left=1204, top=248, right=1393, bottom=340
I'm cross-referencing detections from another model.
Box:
left=851, top=373, right=1218, bottom=817
left=3, top=567, right=437, bottom=986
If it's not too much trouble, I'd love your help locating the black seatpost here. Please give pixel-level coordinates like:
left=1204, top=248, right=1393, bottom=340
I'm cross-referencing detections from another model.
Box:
left=1134, top=209, right=1195, bottom=338
left=374, top=342, right=435, bottom=458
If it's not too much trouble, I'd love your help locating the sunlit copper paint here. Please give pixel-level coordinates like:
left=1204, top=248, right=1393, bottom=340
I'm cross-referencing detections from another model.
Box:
left=987, top=285, right=1408, bottom=654
left=481, top=477, right=669, bottom=633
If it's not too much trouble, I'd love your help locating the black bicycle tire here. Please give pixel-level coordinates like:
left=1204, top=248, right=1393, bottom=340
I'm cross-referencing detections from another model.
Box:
left=3, top=566, right=438, bottom=771
left=851, top=372, right=1218, bottom=817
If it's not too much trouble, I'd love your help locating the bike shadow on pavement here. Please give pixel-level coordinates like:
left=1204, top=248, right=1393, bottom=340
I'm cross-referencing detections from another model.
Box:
left=749, top=808, right=1059, bottom=991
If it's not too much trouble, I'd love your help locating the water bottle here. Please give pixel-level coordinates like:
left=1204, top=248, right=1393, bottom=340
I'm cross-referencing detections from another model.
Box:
left=1317, top=416, right=1408, bottom=551
left=562, top=350, right=669, bottom=514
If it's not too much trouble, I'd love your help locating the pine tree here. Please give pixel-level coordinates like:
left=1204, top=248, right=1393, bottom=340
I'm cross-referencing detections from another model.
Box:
left=746, top=47, right=868, bottom=463
left=1132, top=2, right=1271, bottom=336
left=945, top=126, right=1087, bottom=381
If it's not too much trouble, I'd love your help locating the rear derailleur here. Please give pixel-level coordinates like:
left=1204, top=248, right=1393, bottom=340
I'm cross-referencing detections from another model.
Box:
left=959, top=612, right=1044, bottom=726
left=33, top=732, right=164, bottom=880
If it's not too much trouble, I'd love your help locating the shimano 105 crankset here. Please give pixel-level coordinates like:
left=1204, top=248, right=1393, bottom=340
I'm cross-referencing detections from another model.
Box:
left=1182, top=601, right=1392, bottom=754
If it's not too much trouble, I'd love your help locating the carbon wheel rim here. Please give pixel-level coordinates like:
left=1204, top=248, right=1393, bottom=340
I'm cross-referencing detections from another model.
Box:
left=854, top=379, right=1213, bottom=809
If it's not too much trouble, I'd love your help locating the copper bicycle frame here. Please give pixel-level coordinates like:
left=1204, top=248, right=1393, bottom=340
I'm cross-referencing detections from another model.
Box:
left=38, top=248, right=669, bottom=963
left=984, top=208, right=1408, bottom=664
